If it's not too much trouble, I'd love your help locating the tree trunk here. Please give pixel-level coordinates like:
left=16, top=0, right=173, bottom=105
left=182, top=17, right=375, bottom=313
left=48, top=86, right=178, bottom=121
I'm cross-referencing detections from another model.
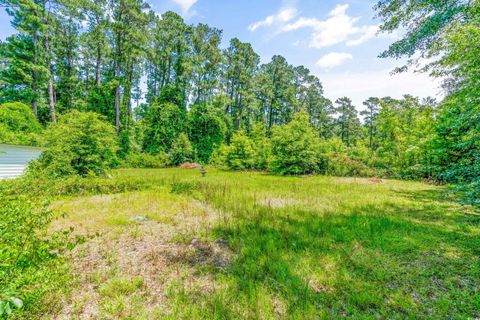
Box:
left=44, top=34, right=56, bottom=122
left=31, top=33, right=38, bottom=118
left=114, top=61, right=121, bottom=132
left=31, top=92, right=38, bottom=117
left=95, top=45, right=101, bottom=85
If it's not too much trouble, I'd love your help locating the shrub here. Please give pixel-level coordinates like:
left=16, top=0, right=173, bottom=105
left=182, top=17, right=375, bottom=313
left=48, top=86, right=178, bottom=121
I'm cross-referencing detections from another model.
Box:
left=0, top=195, right=71, bottom=318
left=270, top=111, right=321, bottom=175
left=121, top=152, right=171, bottom=169
left=209, top=145, right=229, bottom=169
left=250, top=123, right=272, bottom=170
left=224, top=131, right=255, bottom=170
left=29, top=111, right=118, bottom=178
left=0, top=102, right=43, bottom=145
left=318, top=138, right=377, bottom=177
left=170, top=133, right=194, bottom=166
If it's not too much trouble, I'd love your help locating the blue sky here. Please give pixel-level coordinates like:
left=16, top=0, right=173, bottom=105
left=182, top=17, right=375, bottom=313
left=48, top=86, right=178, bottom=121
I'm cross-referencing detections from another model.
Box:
left=0, top=0, right=442, bottom=109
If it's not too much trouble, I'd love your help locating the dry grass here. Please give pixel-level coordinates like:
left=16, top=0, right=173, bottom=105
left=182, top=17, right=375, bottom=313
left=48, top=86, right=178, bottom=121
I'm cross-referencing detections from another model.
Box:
left=51, top=189, right=229, bottom=319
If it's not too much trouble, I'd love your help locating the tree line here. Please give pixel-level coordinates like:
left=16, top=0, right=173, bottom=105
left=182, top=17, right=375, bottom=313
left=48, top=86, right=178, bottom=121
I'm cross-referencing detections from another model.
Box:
left=0, top=0, right=478, bottom=205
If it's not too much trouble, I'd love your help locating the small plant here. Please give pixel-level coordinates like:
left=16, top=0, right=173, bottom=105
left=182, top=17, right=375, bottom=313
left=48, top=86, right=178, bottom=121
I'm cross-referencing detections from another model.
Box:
left=0, top=296, right=23, bottom=317
left=0, top=195, right=72, bottom=318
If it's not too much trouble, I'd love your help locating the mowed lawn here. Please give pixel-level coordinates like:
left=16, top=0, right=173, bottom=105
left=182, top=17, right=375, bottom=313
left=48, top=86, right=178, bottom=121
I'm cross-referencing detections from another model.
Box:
left=50, top=169, right=480, bottom=319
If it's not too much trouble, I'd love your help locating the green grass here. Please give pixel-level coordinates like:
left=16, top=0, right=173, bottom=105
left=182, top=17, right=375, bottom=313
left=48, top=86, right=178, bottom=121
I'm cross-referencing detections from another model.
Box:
left=50, top=169, right=480, bottom=319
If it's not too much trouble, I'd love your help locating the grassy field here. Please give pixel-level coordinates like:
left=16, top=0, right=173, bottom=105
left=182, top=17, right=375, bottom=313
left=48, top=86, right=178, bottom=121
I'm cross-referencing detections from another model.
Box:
left=48, top=168, right=479, bottom=319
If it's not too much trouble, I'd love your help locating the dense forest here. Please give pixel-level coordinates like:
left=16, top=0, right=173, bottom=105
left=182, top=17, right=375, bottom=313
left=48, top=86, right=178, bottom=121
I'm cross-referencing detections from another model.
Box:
left=0, top=0, right=478, bottom=204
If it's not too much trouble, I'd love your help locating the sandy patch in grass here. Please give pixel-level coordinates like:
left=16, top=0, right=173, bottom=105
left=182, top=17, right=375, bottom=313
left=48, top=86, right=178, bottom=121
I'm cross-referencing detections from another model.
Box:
left=52, top=191, right=231, bottom=319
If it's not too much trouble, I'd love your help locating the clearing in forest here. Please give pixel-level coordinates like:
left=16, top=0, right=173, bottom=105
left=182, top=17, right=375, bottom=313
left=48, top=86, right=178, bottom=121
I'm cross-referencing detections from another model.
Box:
left=49, top=169, right=479, bottom=319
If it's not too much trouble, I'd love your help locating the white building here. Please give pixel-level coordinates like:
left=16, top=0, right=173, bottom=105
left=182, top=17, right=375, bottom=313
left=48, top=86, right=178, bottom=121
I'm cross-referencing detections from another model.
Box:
left=0, top=144, right=43, bottom=179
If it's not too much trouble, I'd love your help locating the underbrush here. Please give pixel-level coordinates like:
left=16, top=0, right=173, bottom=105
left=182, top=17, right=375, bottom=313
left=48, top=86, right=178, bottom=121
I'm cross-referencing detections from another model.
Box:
left=120, top=152, right=171, bottom=169
left=0, top=196, right=73, bottom=319
left=0, top=173, right=150, bottom=319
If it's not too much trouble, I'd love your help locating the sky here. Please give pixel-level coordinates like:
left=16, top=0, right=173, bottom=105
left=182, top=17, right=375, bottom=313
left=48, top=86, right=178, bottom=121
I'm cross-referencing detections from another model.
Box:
left=0, top=0, right=443, bottom=110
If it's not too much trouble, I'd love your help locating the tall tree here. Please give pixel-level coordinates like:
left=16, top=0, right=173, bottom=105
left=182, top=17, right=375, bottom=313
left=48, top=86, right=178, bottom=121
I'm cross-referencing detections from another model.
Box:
left=375, top=0, right=471, bottom=72
left=109, top=0, right=149, bottom=132
left=334, top=97, right=361, bottom=147
left=223, top=38, right=260, bottom=130
left=361, top=97, right=380, bottom=149
left=190, top=23, right=223, bottom=105
left=146, top=11, right=190, bottom=107
left=257, top=55, right=296, bottom=132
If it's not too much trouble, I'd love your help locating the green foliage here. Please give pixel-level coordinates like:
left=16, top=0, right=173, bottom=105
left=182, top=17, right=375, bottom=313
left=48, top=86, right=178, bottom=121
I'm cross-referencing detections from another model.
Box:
left=375, top=0, right=469, bottom=64
left=216, top=131, right=255, bottom=171
left=334, top=97, right=362, bottom=147
left=121, top=152, right=171, bottom=169
left=143, top=103, right=186, bottom=154
left=374, top=0, right=479, bottom=203
left=250, top=123, right=272, bottom=170
left=314, top=138, right=373, bottom=177
left=433, top=92, right=480, bottom=204
left=169, top=133, right=194, bottom=166
left=30, top=111, right=118, bottom=178
left=0, top=102, right=43, bottom=145
left=0, top=195, right=71, bottom=318
left=188, top=103, right=227, bottom=163
left=270, top=111, right=321, bottom=175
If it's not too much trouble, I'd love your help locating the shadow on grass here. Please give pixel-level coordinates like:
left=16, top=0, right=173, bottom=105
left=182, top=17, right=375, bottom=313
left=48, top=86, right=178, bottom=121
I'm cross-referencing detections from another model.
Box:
left=200, top=193, right=480, bottom=318
left=160, top=175, right=480, bottom=318
left=394, top=188, right=480, bottom=226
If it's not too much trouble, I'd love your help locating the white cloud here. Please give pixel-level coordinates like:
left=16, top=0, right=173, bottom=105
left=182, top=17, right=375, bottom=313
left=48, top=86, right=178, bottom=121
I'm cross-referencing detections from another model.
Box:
left=319, top=69, right=444, bottom=110
left=279, top=4, right=379, bottom=48
left=249, top=7, right=298, bottom=31
left=172, top=0, right=197, bottom=14
left=317, top=52, right=353, bottom=69
left=346, top=25, right=379, bottom=46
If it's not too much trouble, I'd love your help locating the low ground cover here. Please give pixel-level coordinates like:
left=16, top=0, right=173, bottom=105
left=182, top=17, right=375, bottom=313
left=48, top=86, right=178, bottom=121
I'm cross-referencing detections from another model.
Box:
left=39, top=168, right=480, bottom=319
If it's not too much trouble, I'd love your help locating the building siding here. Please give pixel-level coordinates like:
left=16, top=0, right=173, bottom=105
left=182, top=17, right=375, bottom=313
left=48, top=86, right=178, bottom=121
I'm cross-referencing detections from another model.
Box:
left=0, top=144, right=43, bottom=179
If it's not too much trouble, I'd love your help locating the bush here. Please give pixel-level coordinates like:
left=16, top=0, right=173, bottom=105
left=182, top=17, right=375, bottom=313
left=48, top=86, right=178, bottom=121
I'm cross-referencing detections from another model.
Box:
left=318, top=138, right=377, bottom=177
left=0, top=102, right=43, bottom=145
left=270, top=112, right=321, bottom=175
left=456, top=178, right=480, bottom=207
left=209, top=145, right=229, bottom=169
left=250, top=123, right=272, bottom=170
left=121, top=152, right=171, bottom=169
left=170, top=133, right=194, bottom=166
left=224, top=131, right=255, bottom=170
left=29, top=111, right=118, bottom=178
